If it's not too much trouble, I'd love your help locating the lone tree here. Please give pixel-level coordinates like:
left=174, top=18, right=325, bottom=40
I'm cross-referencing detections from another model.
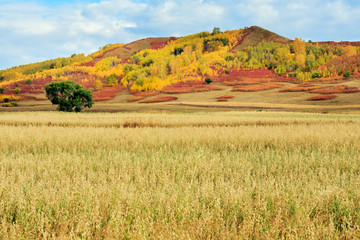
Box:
left=45, top=81, right=93, bottom=112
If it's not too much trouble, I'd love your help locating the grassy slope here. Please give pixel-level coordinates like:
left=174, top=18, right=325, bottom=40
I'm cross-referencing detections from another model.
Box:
left=0, top=26, right=359, bottom=113
left=98, top=37, right=174, bottom=60
left=232, top=26, right=291, bottom=51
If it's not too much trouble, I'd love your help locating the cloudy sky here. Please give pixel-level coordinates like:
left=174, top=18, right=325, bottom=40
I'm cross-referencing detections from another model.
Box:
left=1, top=0, right=359, bottom=70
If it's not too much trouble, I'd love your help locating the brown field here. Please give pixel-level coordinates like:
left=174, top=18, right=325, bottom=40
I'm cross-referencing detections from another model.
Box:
left=0, top=111, right=359, bottom=239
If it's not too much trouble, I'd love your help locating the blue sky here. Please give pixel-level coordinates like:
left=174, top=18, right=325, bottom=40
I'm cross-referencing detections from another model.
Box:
left=1, top=0, right=360, bottom=70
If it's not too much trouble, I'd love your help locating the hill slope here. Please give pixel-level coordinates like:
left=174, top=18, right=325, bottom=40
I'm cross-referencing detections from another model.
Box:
left=233, top=26, right=291, bottom=51
left=0, top=26, right=359, bottom=113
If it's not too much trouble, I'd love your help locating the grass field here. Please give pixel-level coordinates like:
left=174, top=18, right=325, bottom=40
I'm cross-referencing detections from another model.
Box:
left=0, top=111, right=359, bottom=239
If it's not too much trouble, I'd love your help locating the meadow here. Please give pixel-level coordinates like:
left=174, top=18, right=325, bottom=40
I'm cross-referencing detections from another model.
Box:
left=0, top=111, right=359, bottom=239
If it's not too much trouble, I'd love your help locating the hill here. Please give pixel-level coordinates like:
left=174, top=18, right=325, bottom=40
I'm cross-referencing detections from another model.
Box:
left=0, top=26, right=359, bottom=113
left=232, top=26, right=291, bottom=51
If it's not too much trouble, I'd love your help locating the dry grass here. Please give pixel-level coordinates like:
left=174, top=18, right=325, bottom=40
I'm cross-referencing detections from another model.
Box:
left=139, top=96, right=178, bottom=103
left=232, top=83, right=283, bottom=92
left=0, top=111, right=359, bottom=239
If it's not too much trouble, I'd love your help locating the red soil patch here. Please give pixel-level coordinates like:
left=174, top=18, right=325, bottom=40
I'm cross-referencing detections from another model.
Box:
left=309, top=95, right=337, bottom=101
left=232, top=83, right=283, bottom=92
left=139, top=96, right=178, bottom=103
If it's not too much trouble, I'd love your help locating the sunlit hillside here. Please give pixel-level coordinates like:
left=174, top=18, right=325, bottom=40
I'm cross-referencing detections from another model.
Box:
left=0, top=26, right=359, bottom=110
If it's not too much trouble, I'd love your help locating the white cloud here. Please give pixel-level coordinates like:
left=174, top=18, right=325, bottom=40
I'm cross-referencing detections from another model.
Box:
left=0, top=0, right=360, bottom=70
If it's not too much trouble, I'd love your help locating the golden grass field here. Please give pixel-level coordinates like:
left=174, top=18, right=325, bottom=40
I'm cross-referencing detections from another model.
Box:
left=0, top=111, right=359, bottom=239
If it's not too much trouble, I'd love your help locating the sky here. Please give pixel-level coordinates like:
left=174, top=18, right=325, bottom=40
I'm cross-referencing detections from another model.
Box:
left=0, top=0, right=360, bottom=70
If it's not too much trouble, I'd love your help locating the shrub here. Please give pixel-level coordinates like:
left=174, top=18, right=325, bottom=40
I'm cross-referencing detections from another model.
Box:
left=343, top=71, right=351, bottom=78
left=225, top=56, right=234, bottom=62
left=10, top=102, right=18, bottom=106
left=2, top=103, right=11, bottom=107
left=205, top=78, right=213, bottom=84
left=309, top=95, right=336, bottom=101
left=0, top=88, right=4, bottom=94
left=288, top=72, right=297, bottom=78
left=26, top=79, right=33, bottom=85
left=225, top=69, right=230, bottom=74
left=106, top=74, right=118, bottom=87
left=3, top=98, right=9, bottom=103
left=311, top=72, right=322, bottom=79
left=14, top=88, right=21, bottom=94
left=217, top=95, right=234, bottom=99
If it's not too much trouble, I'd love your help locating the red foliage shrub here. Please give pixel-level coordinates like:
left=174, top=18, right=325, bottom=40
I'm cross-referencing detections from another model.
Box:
left=309, top=95, right=337, bottom=101
left=92, top=85, right=123, bottom=101
left=217, top=95, right=234, bottom=99
left=80, top=61, right=96, bottom=67
left=342, top=89, right=360, bottom=93
left=127, top=96, right=145, bottom=102
left=93, top=97, right=112, bottom=101
left=139, top=96, right=178, bottom=103
left=35, top=97, right=48, bottom=101
left=309, top=85, right=360, bottom=94
left=123, top=45, right=131, bottom=50
left=279, top=85, right=324, bottom=92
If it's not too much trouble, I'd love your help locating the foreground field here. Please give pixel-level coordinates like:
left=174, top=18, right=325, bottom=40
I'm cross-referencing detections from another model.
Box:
left=0, top=111, right=359, bottom=239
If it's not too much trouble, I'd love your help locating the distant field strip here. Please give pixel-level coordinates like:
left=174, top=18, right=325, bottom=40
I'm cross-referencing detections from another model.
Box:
left=0, top=112, right=359, bottom=239
left=176, top=102, right=360, bottom=110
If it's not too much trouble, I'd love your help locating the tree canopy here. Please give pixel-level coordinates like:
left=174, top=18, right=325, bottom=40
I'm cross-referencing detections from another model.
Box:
left=45, top=81, right=93, bottom=112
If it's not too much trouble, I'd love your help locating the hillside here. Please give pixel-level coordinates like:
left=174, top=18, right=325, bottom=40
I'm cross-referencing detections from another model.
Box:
left=0, top=26, right=359, bottom=113
left=232, top=26, right=291, bottom=51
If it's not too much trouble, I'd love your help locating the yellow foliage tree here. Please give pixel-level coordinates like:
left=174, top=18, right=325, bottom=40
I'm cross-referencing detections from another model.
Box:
left=94, top=80, right=103, bottom=91
left=295, top=54, right=306, bottom=69
left=343, top=46, right=357, bottom=57
left=293, top=38, right=306, bottom=54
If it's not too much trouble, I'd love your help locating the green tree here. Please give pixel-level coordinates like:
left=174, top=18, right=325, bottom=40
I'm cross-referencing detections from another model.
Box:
left=25, top=79, right=33, bottom=85
left=305, top=51, right=316, bottom=71
left=0, top=88, right=4, bottom=94
left=45, top=81, right=93, bottom=112
left=212, top=27, right=221, bottom=35
left=204, top=78, right=213, bottom=84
